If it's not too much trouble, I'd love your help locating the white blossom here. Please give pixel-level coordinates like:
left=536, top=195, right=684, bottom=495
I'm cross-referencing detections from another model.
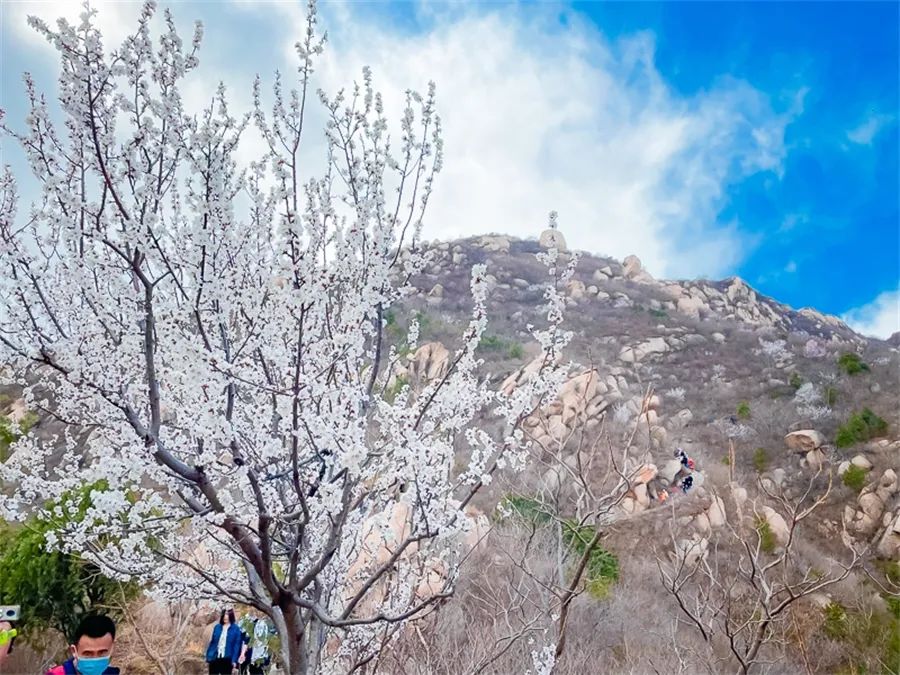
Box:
left=0, top=2, right=568, bottom=669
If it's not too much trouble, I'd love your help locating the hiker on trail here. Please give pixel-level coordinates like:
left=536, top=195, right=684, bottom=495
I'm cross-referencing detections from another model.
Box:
left=45, top=614, right=119, bottom=675
left=243, top=615, right=275, bottom=674
left=205, top=607, right=243, bottom=675
left=675, top=447, right=695, bottom=470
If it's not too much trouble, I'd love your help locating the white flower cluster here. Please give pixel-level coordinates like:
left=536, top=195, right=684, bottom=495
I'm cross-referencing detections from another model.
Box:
left=793, top=383, right=832, bottom=420
left=527, top=641, right=557, bottom=675
left=756, top=338, right=790, bottom=365
left=665, top=386, right=686, bottom=402
left=0, top=2, right=570, bottom=667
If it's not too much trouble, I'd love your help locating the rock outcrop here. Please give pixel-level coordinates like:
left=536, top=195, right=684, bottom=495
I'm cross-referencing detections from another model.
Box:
left=619, top=337, right=669, bottom=363
left=539, top=229, right=567, bottom=251
left=479, top=235, right=511, bottom=253
left=760, top=506, right=790, bottom=547
left=622, top=254, right=654, bottom=284
left=407, top=342, right=450, bottom=389
left=845, top=469, right=899, bottom=538
left=784, top=430, right=826, bottom=453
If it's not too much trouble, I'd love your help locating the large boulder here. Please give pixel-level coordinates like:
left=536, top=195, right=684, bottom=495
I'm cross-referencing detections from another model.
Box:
left=623, top=254, right=654, bottom=283
left=557, top=369, right=600, bottom=425
left=879, top=469, right=898, bottom=494
left=729, top=483, right=748, bottom=509
left=634, top=483, right=650, bottom=508
left=671, top=537, right=709, bottom=567
left=499, top=354, right=560, bottom=396
left=677, top=295, right=706, bottom=319
left=851, top=454, right=873, bottom=470
left=850, top=492, right=886, bottom=536
left=407, top=342, right=450, bottom=388
left=631, top=464, right=658, bottom=485
left=566, top=279, right=587, bottom=301
left=669, top=409, right=694, bottom=429
left=806, top=448, right=827, bottom=470
left=659, top=459, right=684, bottom=485
left=858, top=493, right=885, bottom=523
left=785, top=430, right=826, bottom=453
left=707, top=496, right=727, bottom=528
left=876, top=530, right=900, bottom=560
left=539, top=229, right=567, bottom=251
left=875, top=512, right=900, bottom=560
left=479, top=235, right=510, bottom=253
left=619, top=337, right=669, bottom=363
left=760, top=506, right=790, bottom=547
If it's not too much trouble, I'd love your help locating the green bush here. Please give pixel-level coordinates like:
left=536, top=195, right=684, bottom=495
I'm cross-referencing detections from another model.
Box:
left=497, top=495, right=553, bottom=525
left=562, top=521, right=619, bottom=598
left=736, top=401, right=751, bottom=419
left=842, top=464, right=869, bottom=492
left=478, top=334, right=524, bottom=359
left=648, top=308, right=668, bottom=319
left=383, top=310, right=405, bottom=341
left=0, top=411, right=38, bottom=462
left=752, top=447, right=769, bottom=473
left=838, top=352, right=870, bottom=375
left=835, top=408, right=888, bottom=448
left=497, top=499, right=619, bottom=597
left=0, top=481, right=139, bottom=641
left=479, top=334, right=506, bottom=351
left=823, top=602, right=849, bottom=639
left=821, top=601, right=900, bottom=674
left=877, top=560, right=900, bottom=586
left=384, top=375, right=408, bottom=403
left=414, top=310, right=432, bottom=333
left=789, top=372, right=803, bottom=390
left=754, top=516, right=777, bottom=554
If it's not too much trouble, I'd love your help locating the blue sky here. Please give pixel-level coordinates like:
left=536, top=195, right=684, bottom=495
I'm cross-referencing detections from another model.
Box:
left=1, top=1, right=898, bottom=337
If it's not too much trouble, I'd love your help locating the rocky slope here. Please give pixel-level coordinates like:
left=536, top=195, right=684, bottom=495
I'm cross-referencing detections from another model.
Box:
left=1, top=228, right=898, bottom=673
left=393, top=230, right=899, bottom=564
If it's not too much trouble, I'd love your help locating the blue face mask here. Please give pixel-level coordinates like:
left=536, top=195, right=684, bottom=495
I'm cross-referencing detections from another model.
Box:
left=75, top=655, right=110, bottom=675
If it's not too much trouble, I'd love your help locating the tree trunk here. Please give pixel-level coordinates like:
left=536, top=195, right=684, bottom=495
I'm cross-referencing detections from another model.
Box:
left=272, top=604, right=307, bottom=674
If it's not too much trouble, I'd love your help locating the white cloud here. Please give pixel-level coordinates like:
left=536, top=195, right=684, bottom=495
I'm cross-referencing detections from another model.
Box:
left=4, top=1, right=796, bottom=280
left=309, top=5, right=793, bottom=278
left=2, top=1, right=142, bottom=54
left=843, top=287, right=900, bottom=339
left=847, top=112, right=895, bottom=145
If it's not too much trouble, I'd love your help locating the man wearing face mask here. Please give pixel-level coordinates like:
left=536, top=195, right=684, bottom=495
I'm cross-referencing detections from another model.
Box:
left=45, top=615, right=119, bottom=675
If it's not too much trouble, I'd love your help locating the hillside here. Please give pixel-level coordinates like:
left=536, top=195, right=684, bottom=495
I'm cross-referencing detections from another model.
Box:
left=378, top=230, right=900, bottom=673
left=1, top=229, right=898, bottom=674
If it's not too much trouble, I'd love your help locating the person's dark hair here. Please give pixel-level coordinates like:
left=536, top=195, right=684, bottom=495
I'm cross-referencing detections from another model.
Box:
left=73, top=615, right=116, bottom=644
left=219, top=608, right=237, bottom=625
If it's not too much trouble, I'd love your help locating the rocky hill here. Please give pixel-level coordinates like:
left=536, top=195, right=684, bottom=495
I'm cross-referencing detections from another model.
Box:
left=378, top=230, right=900, bottom=671
left=396, top=230, right=897, bottom=492
left=1, top=229, right=897, bottom=673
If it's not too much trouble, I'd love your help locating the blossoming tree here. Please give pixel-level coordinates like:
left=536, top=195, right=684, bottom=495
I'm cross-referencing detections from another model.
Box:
left=0, top=1, right=571, bottom=670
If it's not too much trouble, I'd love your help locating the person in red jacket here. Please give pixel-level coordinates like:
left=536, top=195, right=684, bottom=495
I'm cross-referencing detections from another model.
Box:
left=45, top=615, right=119, bottom=675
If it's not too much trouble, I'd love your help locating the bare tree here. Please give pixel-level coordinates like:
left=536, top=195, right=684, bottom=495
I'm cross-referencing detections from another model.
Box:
left=112, top=596, right=204, bottom=675
left=657, top=473, right=863, bottom=675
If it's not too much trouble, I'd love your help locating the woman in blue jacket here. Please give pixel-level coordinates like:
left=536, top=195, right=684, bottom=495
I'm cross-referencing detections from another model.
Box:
left=206, top=608, right=243, bottom=674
